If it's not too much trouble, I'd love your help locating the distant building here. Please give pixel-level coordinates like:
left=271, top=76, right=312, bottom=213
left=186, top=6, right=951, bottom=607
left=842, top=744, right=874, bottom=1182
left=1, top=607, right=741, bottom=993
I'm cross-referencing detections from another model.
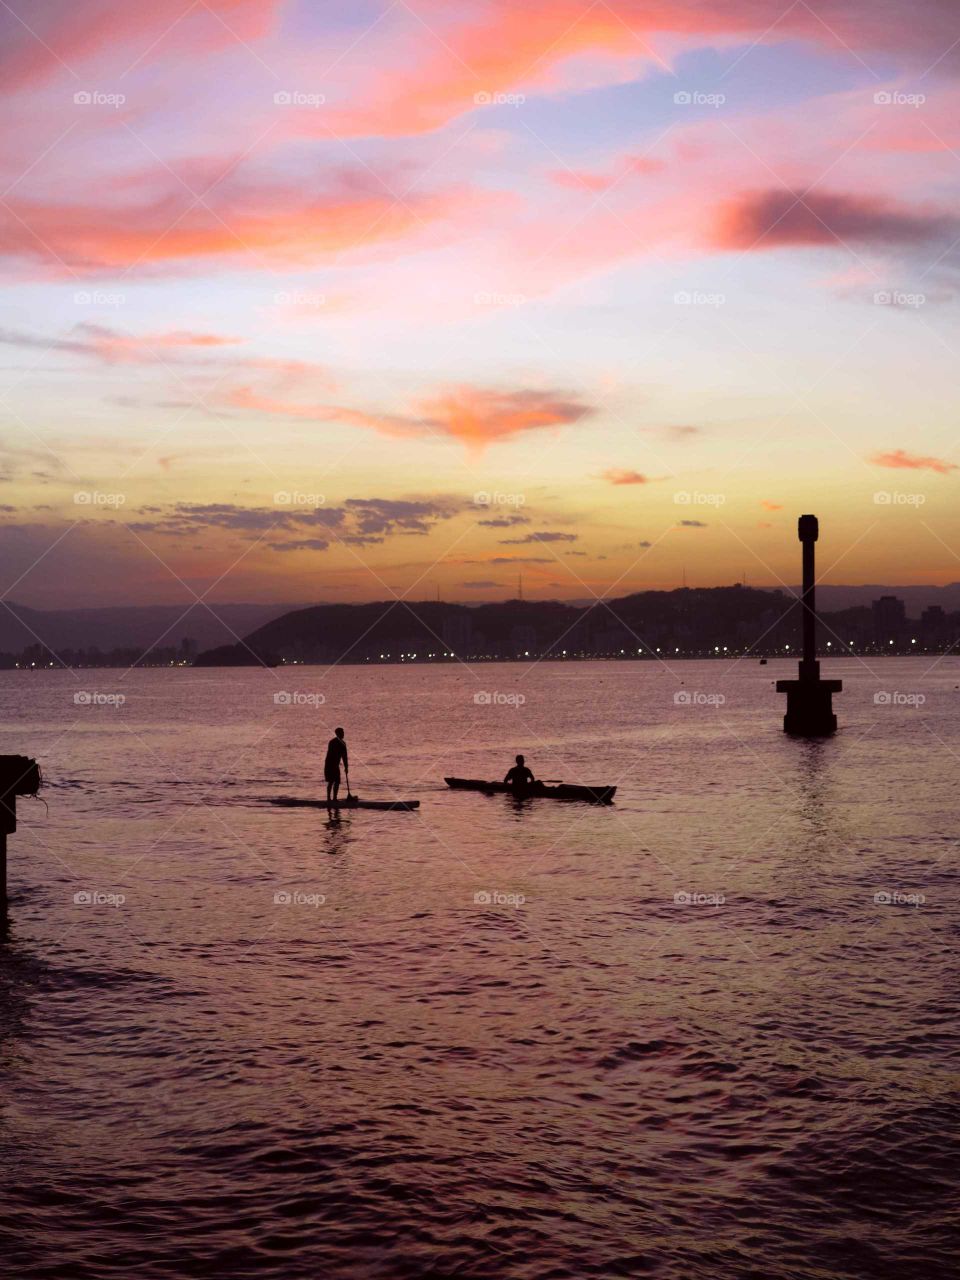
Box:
left=594, top=625, right=631, bottom=654
left=920, top=605, right=948, bottom=646
left=872, top=595, right=906, bottom=647
left=442, top=614, right=473, bottom=653
left=510, top=624, right=537, bottom=655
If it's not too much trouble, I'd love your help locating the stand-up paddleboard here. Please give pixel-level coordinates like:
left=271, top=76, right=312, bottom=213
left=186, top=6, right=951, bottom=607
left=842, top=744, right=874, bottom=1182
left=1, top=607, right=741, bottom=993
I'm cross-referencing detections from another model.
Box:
left=444, top=777, right=615, bottom=804
left=271, top=795, right=420, bottom=812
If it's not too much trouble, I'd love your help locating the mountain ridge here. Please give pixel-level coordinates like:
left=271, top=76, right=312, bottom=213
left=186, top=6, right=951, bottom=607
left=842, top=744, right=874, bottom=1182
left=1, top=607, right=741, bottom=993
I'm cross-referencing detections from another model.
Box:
left=195, top=583, right=957, bottom=666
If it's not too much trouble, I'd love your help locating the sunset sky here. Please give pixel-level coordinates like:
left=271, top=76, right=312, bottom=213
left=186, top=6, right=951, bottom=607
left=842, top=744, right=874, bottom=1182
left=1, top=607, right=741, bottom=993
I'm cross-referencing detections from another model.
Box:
left=2, top=0, right=959, bottom=608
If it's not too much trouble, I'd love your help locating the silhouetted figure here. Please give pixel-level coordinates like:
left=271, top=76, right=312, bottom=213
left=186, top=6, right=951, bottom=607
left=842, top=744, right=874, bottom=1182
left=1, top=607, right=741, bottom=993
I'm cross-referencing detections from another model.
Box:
left=325, top=727, right=348, bottom=805
left=504, top=754, right=535, bottom=790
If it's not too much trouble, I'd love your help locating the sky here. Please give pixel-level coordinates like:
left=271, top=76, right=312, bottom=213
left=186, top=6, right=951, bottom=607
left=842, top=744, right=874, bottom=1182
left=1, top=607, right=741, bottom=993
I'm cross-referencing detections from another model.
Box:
left=2, top=0, right=960, bottom=609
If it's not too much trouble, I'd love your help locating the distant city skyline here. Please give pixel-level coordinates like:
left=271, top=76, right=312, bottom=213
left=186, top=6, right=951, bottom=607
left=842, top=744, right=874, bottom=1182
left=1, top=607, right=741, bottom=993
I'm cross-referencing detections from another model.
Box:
left=3, top=584, right=956, bottom=669
left=3, top=1, right=960, bottom=607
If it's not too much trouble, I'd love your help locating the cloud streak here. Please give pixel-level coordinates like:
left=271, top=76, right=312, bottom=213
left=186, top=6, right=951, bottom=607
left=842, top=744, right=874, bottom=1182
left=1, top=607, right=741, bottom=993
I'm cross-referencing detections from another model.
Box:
left=499, top=531, right=578, bottom=545
left=601, top=469, right=654, bottom=485
left=227, top=384, right=594, bottom=451
left=0, top=173, right=479, bottom=274
left=870, top=449, right=957, bottom=474
left=127, top=496, right=466, bottom=548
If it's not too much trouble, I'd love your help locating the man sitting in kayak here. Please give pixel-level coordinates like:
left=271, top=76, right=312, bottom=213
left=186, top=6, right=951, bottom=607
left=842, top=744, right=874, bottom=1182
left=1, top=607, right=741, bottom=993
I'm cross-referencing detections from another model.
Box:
left=504, top=754, right=535, bottom=790
left=324, top=727, right=348, bottom=805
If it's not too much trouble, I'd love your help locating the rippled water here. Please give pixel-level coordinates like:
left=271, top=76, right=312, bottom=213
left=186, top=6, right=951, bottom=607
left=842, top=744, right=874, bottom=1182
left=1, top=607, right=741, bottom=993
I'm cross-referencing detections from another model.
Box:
left=1, top=657, right=958, bottom=1278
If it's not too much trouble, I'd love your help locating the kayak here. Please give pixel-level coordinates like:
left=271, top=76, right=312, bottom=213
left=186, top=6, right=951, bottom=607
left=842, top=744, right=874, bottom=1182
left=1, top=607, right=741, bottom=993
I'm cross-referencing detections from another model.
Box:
left=444, top=777, right=616, bottom=804
left=271, top=796, right=420, bottom=812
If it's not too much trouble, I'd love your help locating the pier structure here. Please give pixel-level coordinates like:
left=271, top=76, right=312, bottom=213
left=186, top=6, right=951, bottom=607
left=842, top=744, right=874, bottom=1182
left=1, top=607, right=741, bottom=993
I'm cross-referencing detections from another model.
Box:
left=0, top=754, right=41, bottom=934
left=776, top=515, right=842, bottom=736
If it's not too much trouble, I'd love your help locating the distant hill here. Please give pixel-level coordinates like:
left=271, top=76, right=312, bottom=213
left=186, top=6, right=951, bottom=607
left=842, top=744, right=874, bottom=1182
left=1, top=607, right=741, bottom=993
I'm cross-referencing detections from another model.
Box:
left=0, top=601, right=307, bottom=656
left=194, top=586, right=801, bottom=665
left=7, top=584, right=950, bottom=667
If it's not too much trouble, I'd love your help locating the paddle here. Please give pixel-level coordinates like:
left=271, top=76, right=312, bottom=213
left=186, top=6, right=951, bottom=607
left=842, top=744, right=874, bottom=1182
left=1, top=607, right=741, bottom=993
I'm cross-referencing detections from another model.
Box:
left=345, top=767, right=354, bottom=800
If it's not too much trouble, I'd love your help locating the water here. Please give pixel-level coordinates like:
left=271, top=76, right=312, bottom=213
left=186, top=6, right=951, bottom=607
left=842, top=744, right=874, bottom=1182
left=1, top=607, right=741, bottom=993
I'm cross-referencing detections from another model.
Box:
left=1, top=657, right=957, bottom=1279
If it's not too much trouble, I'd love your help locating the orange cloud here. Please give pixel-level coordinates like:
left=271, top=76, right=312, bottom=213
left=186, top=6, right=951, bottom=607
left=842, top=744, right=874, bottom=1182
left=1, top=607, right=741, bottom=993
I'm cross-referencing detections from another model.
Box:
left=85, top=329, right=242, bottom=362
left=760, top=500, right=783, bottom=510
left=7, top=1, right=960, bottom=153
left=870, top=449, right=957, bottom=474
left=226, top=385, right=593, bottom=451
left=323, top=1, right=960, bottom=138
left=324, top=6, right=638, bottom=137
left=602, top=469, right=653, bottom=485
left=0, top=181, right=476, bottom=274
left=422, top=387, right=591, bottom=449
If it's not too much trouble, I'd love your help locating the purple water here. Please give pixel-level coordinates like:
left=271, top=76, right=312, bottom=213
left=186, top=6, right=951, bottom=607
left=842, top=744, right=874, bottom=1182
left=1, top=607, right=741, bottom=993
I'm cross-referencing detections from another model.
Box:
left=1, top=657, right=957, bottom=1278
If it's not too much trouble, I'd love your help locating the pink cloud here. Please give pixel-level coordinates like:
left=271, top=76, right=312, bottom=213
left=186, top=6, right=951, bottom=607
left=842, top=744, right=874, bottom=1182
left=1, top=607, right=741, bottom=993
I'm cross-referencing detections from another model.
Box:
left=226, top=384, right=594, bottom=451
left=870, top=449, right=957, bottom=474
left=0, top=174, right=481, bottom=274
left=601, top=469, right=654, bottom=485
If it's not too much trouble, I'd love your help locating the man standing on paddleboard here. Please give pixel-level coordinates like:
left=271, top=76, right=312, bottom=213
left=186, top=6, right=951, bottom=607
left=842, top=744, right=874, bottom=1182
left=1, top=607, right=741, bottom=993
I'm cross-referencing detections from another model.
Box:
left=325, top=727, right=349, bottom=805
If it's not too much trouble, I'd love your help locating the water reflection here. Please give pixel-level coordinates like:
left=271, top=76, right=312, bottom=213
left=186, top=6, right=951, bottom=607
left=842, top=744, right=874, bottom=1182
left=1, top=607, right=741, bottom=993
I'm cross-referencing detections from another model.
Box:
left=795, top=737, right=833, bottom=839
left=2, top=660, right=956, bottom=1280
